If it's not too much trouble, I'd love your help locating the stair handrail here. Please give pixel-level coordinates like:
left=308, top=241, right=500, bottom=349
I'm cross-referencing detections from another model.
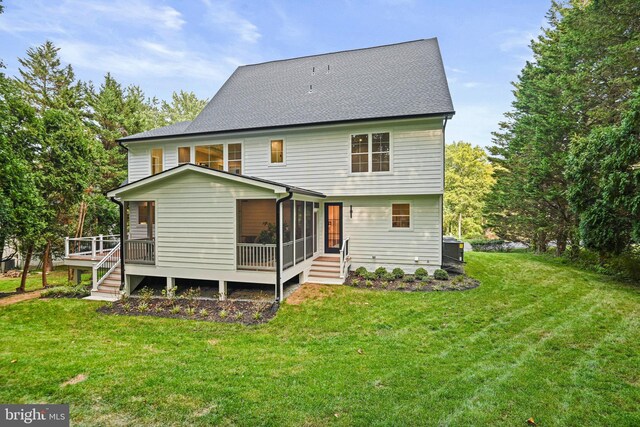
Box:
left=339, top=236, right=350, bottom=279
left=92, top=243, right=121, bottom=291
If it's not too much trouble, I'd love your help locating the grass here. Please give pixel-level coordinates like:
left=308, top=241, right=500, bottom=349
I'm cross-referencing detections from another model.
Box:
left=0, top=267, right=91, bottom=293
left=1, top=252, right=638, bottom=426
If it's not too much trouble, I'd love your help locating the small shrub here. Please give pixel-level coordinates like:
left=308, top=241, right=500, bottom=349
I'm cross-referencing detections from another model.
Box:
left=137, top=302, right=149, bottom=312
left=364, top=272, right=377, bottom=280
left=154, top=305, right=164, bottom=313
left=199, top=308, right=209, bottom=317
left=253, top=311, right=262, bottom=321
left=434, top=269, right=449, bottom=280
left=121, top=302, right=131, bottom=312
left=374, top=267, right=388, bottom=278
left=138, top=287, right=154, bottom=304
left=355, top=267, right=368, bottom=277
left=365, top=280, right=374, bottom=287
left=380, top=281, right=388, bottom=287
left=170, top=306, right=181, bottom=314
left=185, top=307, right=196, bottom=316
left=392, top=268, right=405, bottom=279
left=235, top=312, right=244, bottom=321
left=219, top=310, right=228, bottom=319
left=414, top=268, right=429, bottom=280
left=397, top=282, right=406, bottom=290
left=403, top=275, right=415, bottom=283
left=452, top=275, right=465, bottom=284
left=383, top=272, right=396, bottom=282
left=104, top=302, right=113, bottom=310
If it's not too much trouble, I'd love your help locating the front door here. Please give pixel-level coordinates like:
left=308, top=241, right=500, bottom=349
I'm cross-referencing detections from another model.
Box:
left=324, top=203, right=343, bottom=254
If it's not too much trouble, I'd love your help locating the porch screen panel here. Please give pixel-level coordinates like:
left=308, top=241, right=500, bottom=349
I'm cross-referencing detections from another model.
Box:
left=305, top=201, right=313, bottom=259
left=282, top=200, right=294, bottom=269
left=295, top=201, right=304, bottom=263
left=313, top=203, right=319, bottom=253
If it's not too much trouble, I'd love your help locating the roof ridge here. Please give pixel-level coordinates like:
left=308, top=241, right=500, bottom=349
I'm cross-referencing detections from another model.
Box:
left=239, top=38, right=437, bottom=68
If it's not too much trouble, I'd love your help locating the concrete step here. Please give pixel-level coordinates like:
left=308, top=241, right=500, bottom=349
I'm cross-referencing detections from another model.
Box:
left=305, top=276, right=344, bottom=285
left=87, top=291, right=120, bottom=301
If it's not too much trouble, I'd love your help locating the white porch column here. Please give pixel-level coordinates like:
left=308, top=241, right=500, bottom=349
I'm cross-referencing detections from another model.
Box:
left=219, top=281, right=227, bottom=300
left=166, top=277, right=175, bottom=295
left=124, top=274, right=131, bottom=296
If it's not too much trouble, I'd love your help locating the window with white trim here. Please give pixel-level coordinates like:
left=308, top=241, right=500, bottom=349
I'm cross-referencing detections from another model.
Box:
left=391, top=203, right=410, bottom=228
left=351, top=132, right=390, bottom=173
left=178, top=147, right=190, bottom=165
left=151, top=148, right=163, bottom=175
left=228, top=143, right=242, bottom=174
left=195, top=144, right=224, bottom=170
left=270, top=139, right=284, bottom=164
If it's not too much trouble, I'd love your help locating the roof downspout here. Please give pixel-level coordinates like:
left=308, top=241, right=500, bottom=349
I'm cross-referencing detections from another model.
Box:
left=110, top=197, right=125, bottom=290
left=118, top=140, right=129, bottom=152
left=441, top=115, right=450, bottom=268
left=275, top=189, right=294, bottom=302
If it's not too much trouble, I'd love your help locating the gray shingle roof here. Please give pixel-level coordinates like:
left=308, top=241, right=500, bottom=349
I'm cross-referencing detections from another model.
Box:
left=121, top=120, right=191, bottom=140
left=121, top=39, right=454, bottom=142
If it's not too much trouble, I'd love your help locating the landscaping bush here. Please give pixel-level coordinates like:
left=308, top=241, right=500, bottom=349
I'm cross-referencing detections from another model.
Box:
left=414, top=267, right=428, bottom=280
left=433, top=269, right=449, bottom=280
left=374, top=267, right=388, bottom=278
left=355, top=267, right=368, bottom=277
left=41, top=284, right=90, bottom=299
left=363, top=272, right=377, bottom=281
left=392, top=268, right=405, bottom=279
left=383, top=272, right=396, bottom=282
left=403, top=275, right=415, bottom=283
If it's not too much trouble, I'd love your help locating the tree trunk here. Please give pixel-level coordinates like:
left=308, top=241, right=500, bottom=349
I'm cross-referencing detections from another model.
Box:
left=42, top=241, right=50, bottom=288
left=17, top=245, right=34, bottom=293
left=458, top=213, right=462, bottom=240
left=555, top=231, right=568, bottom=256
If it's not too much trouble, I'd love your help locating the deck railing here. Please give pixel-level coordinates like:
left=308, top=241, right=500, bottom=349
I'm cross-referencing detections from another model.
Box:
left=65, top=235, right=120, bottom=259
left=282, top=241, right=294, bottom=270
left=125, top=239, right=155, bottom=265
left=340, top=236, right=351, bottom=279
left=237, top=243, right=276, bottom=271
left=93, top=244, right=121, bottom=291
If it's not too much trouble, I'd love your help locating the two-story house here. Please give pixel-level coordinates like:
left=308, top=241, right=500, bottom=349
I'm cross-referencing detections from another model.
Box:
left=65, top=39, right=454, bottom=301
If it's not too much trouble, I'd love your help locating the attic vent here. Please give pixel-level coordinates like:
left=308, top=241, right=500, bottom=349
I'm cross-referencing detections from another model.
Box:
left=308, top=84, right=313, bottom=93
left=312, top=66, right=315, bottom=75
left=327, top=64, right=330, bottom=73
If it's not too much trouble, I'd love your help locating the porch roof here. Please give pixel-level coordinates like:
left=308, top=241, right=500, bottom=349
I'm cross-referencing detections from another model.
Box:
left=106, top=163, right=326, bottom=198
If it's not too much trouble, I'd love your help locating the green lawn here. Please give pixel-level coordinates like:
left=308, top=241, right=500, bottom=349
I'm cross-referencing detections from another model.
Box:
left=0, top=267, right=91, bottom=293
left=1, top=253, right=638, bottom=426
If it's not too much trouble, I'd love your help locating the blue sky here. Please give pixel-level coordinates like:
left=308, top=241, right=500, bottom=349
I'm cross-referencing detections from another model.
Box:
left=0, top=0, right=550, bottom=147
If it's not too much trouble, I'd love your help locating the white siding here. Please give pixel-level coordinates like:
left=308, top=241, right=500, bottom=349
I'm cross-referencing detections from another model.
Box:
left=119, top=170, right=274, bottom=272
left=333, top=195, right=442, bottom=273
left=124, top=118, right=444, bottom=196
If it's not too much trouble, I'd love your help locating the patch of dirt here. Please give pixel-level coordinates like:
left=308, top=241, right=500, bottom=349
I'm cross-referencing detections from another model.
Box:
left=98, top=297, right=278, bottom=325
left=345, top=273, right=479, bottom=292
left=0, top=290, right=43, bottom=306
left=1, top=270, right=22, bottom=278
left=286, top=284, right=339, bottom=305
left=61, top=373, right=88, bottom=387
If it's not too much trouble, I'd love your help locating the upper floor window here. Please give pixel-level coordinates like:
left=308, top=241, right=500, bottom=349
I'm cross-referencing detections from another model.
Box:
left=195, top=144, right=223, bottom=170
left=151, top=148, right=163, bottom=175
left=178, top=147, right=190, bottom=165
left=351, top=132, right=390, bottom=173
left=270, top=139, right=284, bottom=164
left=391, top=203, right=410, bottom=228
left=228, top=143, right=242, bottom=174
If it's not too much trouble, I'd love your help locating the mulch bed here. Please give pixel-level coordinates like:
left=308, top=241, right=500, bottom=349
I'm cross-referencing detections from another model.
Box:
left=345, top=273, right=479, bottom=292
left=98, top=297, right=279, bottom=325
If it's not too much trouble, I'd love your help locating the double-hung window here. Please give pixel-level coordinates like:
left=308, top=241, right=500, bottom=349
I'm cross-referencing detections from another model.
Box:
left=151, top=148, right=163, bottom=175
left=178, top=147, right=191, bottom=165
left=391, top=203, right=411, bottom=228
left=270, top=139, right=284, bottom=164
left=228, top=143, right=242, bottom=174
left=351, top=132, right=390, bottom=173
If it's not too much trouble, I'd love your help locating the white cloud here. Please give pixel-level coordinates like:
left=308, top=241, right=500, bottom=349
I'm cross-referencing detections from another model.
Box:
left=496, top=29, right=535, bottom=53
left=462, top=82, right=481, bottom=88
left=202, top=0, right=261, bottom=44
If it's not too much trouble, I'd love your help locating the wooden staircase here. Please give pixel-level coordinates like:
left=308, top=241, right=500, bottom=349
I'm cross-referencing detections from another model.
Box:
left=88, top=267, right=121, bottom=301
left=306, top=255, right=343, bottom=284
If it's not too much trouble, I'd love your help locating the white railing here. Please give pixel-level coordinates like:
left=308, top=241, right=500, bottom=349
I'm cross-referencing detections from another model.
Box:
left=65, top=234, right=120, bottom=260
left=237, top=243, right=276, bottom=271
left=92, top=244, right=121, bottom=291
left=339, top=236, right=351, bottom=279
